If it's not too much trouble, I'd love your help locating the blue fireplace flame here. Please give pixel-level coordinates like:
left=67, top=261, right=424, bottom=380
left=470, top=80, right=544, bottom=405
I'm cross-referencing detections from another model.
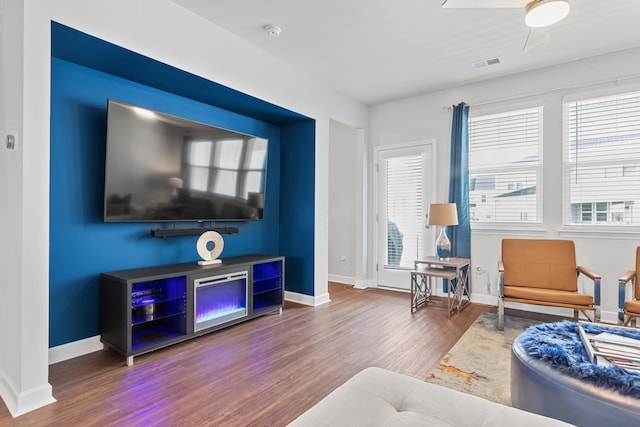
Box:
left=195, top=277, right=247, bottom=329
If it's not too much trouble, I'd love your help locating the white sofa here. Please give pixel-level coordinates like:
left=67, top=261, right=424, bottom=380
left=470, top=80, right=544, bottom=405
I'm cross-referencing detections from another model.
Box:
left=288, top=367, right=573, bottom=426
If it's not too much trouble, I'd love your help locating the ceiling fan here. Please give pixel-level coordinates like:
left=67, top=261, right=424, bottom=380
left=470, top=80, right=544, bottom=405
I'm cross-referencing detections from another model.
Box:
left=441, top=0, right=571, bottom=52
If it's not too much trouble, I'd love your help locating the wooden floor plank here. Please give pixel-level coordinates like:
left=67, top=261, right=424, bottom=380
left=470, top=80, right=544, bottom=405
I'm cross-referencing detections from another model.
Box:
left=0, top=282, right=491, bottom=426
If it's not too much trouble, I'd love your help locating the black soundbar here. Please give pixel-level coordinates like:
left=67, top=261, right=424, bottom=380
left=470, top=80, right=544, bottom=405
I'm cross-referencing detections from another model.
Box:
left=150, top=226, right=239, bottom=238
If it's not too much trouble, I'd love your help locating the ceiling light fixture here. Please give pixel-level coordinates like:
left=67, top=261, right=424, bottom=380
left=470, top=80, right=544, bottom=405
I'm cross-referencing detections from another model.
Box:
left=525, top=0, right=570, bottom=28
left=264, top=24, right=282, bottom=38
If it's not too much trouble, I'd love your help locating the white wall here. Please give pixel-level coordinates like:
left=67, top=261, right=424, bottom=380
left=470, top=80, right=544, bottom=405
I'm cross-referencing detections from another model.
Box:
left=328, top=120, right=358, bottom=283
left=327, top=120, right=368, bottom=288
left=0, top=0, right=367, bottom=416
left=368, top=48, right=640, bottom=321
left=0, top=0, right=22, bottom=411
left=0, top=0, right=56, bottom=417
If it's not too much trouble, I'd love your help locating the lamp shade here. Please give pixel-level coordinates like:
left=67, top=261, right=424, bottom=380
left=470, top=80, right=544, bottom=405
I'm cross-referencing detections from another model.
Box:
left=525, top=0, right=570, bottom=28
left=168, top=177, right=184, bottom=189
left=427, top=203, right=459, bottom=226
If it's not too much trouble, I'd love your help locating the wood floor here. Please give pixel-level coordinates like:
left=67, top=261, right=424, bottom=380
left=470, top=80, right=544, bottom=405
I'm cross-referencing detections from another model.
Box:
left=0, top=282, right=491, bottom=426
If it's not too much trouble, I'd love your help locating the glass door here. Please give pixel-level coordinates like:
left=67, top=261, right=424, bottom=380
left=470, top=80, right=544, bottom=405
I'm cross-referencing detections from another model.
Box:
left=375, top=142, right=434, bottom=289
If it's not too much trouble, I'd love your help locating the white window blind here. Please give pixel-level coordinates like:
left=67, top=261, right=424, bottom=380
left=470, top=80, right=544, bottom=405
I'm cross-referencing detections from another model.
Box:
left=468, top=107, right=542, bottom=224
left=385, top=154, right=425, bottom=267
left=564, top=91, right=640, bottom=226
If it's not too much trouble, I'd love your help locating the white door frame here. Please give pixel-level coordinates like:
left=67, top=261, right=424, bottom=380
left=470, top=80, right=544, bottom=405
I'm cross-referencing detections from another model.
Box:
left=373, top=140, right=436, bottom=290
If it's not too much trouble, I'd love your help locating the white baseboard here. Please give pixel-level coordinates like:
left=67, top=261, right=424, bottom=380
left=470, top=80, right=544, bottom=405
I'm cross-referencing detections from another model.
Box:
left=471, top=293, right=497, bottom=306
left=599, top=310, right=619, bottom=324
left=48, top=335, right=103, bottom=365
left=285, top=290, right=331, bottom=306
left=0, top=372, right=55, bottom=417
left=327, top=274, right=354, bottom=285
left=327, top=274, right=371, bottom=289
left=353, top=279, right=370, bottom=289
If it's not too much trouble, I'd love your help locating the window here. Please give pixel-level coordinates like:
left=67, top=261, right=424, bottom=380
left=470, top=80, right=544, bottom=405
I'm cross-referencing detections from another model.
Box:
left=563, top=91, right=640, bottom=226
left=384, top=153, right=425, bottom=267
left=570, top=201, right=634, bottom=224
left=468, top=107, right=542, bottom=224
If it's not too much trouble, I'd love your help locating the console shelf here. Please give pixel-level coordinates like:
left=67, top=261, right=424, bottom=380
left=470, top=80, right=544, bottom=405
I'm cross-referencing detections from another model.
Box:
left=100, top=254, right=284, bottom=365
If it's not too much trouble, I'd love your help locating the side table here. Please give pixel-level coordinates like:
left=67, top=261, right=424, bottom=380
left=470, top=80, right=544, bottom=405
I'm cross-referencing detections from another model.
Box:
left=411, top=256, right=471, bottom=316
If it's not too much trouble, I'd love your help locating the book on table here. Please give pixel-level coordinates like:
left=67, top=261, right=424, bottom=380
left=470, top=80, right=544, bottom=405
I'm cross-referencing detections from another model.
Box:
left=578, top=322, right=640, bottom=373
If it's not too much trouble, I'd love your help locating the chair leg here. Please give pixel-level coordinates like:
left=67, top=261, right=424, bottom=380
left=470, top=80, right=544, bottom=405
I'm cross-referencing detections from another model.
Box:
left=623, top=315, right=637, bottom=327
left=573, top=309, right=579, bottom=320
left=594, top=307, right=601, bottom=323
left=498, top=298, right=505, bottom=331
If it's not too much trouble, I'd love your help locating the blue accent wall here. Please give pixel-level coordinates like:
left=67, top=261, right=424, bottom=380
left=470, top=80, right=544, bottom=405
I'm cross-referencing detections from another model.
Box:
left=280, top=122, right=316, bottom=295
left=50, top=23, right=316, bottom=347
left=50, top=22, right=306, bottom=126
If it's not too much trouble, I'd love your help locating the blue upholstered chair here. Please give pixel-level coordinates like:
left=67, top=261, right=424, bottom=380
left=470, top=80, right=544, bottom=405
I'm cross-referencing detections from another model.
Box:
left=617, top=246, right=640, bottom=326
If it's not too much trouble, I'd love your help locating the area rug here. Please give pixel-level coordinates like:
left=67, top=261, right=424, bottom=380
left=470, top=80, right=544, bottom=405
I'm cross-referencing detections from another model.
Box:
left=425, top=312, right=539, bottom=406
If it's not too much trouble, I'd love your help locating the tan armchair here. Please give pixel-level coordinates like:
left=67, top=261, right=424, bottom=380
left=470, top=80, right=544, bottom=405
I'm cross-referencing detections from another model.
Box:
left=617, top=246, right=640, bottom=326
left=498, top=239, right=601, bottom=330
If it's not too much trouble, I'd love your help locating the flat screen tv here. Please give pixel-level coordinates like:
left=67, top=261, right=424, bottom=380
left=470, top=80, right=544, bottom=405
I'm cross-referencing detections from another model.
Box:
left=104, top=99, right=268, bottom=222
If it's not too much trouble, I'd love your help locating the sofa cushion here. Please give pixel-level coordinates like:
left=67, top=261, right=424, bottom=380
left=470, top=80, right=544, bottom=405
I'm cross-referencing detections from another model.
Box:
left=288, top=367, right=573, bottom=426
left=504, top=286, right=593, bottom=306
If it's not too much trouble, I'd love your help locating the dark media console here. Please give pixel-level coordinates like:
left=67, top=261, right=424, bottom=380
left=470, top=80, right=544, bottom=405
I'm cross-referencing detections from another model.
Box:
left=100, top=254, right=284, bottom=365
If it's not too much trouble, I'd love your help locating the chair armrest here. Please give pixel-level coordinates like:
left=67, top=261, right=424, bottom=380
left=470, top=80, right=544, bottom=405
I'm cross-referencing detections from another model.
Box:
left=498, top=261, right=505, bottom=296
left=618, top=281, right=628, bottom=315
left=576, top=266, right=601, bottom=281
left=577, top=266, right=601, bottom=306
left=619, top=270, right=635, bottom=283
left=618, top=271, right=636, bottom=321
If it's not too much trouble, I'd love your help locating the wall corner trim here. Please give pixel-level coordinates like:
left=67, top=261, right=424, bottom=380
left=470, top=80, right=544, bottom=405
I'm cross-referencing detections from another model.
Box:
left=285, top=290, right=330, bottom=306
left=0, top=377, right=55, bottom=418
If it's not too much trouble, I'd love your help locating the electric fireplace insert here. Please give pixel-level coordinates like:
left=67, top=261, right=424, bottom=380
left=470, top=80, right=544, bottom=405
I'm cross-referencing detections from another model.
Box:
left=193, top=271, right=248, bottom=332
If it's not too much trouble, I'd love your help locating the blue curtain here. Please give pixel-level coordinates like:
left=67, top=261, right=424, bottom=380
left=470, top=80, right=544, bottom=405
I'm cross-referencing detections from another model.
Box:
left=448, top=103, right=470, bottom=258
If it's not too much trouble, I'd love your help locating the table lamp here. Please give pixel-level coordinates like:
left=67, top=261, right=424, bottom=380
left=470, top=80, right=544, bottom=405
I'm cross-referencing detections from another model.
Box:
left=427, top=203, right=459, bottom=259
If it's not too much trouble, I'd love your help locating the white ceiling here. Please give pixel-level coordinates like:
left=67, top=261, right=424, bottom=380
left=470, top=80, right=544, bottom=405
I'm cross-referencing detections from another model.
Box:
left=171, top=0, right=640, bottom=105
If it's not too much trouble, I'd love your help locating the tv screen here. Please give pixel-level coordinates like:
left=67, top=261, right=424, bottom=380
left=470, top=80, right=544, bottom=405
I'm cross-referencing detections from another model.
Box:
left=104, top=100, right=268, bottom=222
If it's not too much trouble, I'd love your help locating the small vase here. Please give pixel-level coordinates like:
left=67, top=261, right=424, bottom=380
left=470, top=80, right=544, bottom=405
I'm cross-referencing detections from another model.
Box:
left=436, top=227, right=451, bottom=259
